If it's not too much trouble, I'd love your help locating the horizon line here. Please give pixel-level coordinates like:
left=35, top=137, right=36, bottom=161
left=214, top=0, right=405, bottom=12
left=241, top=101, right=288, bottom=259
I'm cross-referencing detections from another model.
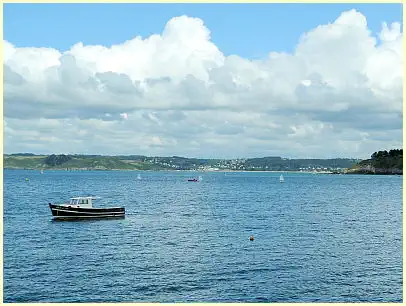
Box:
left=3, top=152, right=365, bottom=160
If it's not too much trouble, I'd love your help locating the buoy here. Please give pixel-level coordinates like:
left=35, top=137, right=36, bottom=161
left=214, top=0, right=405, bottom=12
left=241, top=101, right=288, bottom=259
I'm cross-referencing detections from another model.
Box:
left=249, top=235, right=254, bottom=241
left=25, top=178, right=29, bottom=181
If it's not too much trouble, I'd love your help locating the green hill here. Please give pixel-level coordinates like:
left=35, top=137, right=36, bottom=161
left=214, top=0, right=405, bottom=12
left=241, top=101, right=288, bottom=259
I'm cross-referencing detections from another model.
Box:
left=3, top=155, right=48, bottom=169
left=4, top=154, right=150, bottom=170
left=346, top=149, right=403, bottom=174
left=4, top=153, right=361, bottom=172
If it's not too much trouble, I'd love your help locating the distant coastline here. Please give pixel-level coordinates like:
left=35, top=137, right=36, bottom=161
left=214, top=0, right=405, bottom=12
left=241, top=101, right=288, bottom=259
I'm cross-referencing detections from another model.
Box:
left=3, top=153, right=359, bottom=173
left=3, top=150, right=402, bottom=175
left=3, top=167, right=338, bottom=174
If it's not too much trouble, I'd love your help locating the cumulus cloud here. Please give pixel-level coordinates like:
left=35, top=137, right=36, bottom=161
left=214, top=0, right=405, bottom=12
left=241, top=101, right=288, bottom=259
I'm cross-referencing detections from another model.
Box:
left=3, top=10, right=403, bottom=158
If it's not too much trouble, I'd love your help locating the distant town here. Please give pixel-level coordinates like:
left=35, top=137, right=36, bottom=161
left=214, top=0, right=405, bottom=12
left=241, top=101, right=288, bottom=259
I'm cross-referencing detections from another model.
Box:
left=142, top=156, right=359, bottom=173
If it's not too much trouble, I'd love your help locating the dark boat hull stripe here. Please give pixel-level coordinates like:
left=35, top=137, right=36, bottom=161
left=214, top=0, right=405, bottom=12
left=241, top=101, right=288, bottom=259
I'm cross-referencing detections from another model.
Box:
left=49, top=204, right=125, bottom=218
left=51, top=208, right=125, bottom=215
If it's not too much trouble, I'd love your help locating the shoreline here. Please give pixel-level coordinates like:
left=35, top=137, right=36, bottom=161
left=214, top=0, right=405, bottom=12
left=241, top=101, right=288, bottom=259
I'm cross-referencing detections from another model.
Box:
left=2, top=167, right=340, bottom=174
left=5, top=168, right=401, bottom=175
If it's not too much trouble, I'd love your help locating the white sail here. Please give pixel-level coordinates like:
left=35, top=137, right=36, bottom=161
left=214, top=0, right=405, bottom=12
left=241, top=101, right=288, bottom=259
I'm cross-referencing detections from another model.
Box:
left=280, top=174, right=284, bottom=182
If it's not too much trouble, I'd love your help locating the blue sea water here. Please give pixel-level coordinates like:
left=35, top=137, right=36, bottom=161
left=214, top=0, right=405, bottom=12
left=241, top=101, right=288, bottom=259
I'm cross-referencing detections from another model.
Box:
left=3, top=169, right=403, bottom=302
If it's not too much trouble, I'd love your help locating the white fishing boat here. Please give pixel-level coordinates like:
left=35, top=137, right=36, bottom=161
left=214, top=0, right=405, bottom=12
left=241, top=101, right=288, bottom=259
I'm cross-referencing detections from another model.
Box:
left=280, top=174, right=284, bottom=183
left=49, top=196, right=125, bottom=220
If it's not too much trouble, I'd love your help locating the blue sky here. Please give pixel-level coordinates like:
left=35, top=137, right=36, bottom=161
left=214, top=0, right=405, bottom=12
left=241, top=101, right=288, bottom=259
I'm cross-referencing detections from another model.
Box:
left=4, top=3, right=402, bottom=58
left=4, top=3, right=403, bottom=158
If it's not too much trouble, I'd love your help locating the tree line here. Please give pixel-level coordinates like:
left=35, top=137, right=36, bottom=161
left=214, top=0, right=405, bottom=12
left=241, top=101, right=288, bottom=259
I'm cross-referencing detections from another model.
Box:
left=44, top=154, right=72, bottom=166
left=365, top=149, right=403, bottom=170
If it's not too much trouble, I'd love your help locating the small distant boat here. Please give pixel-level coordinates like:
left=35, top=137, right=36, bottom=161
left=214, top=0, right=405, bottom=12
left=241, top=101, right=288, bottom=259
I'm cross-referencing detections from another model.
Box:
left=49, top=196, right=125, bottom=220
left=188, top=178, right=199, bottom=182
left=40, top=169, right=44, bottom=174
left=137, top=174, right=142, bottom=180
left=279, top=174, right=284, bottom=183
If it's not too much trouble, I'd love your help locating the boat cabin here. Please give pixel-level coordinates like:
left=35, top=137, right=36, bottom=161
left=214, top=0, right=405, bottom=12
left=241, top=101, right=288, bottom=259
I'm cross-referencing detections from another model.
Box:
left=69, top=196, right=95, bottom=208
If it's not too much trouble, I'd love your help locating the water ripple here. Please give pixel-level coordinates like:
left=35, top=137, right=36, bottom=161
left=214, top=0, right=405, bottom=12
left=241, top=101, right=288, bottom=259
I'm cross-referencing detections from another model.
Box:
left=3, top=170, right=402, bottom=302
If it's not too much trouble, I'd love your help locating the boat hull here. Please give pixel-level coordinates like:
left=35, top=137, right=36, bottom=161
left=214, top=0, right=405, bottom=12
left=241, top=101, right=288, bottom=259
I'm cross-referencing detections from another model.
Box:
left=49, top=204, right=125, bottom=220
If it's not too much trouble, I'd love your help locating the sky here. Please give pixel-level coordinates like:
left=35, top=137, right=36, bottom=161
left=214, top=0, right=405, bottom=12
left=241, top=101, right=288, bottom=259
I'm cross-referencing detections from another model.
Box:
left=3, top=3, right=403, bottom=159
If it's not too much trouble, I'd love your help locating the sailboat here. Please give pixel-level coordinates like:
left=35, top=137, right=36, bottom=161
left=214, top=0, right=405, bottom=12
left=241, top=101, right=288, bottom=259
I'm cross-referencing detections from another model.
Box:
left=137, top=174, right=142, bottom=180
left=40, top=169, right=44, bottom=174
left=279, top=174, right=284, bottom=183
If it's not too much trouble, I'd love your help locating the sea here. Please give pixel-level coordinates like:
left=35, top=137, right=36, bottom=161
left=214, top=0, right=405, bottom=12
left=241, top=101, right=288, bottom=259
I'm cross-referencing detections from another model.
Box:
left=3, top=169, right=403, bottom=302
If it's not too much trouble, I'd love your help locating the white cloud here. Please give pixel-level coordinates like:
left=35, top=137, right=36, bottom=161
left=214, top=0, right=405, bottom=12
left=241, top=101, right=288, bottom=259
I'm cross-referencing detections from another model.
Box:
left=3, top=10, right=403, bottom=158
